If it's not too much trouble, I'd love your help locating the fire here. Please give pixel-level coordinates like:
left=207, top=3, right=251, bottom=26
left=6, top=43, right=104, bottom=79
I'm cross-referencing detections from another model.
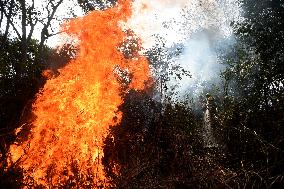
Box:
left=9, top=0, right=150, bottom=186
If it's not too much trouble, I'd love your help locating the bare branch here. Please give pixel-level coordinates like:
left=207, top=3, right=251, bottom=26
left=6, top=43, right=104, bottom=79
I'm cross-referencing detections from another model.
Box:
left=41, top=0, right=64, bottom=43
left=27, top=0, right=36, bottom=42
left=0, top=0, right=21, bottom=39
left=46, top=30, right=65, bottom=38
left=0, top=0, right=12, bottom=49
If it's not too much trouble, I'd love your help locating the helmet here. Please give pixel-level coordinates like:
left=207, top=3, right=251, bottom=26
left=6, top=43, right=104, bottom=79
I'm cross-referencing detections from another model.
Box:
left=208, top=96, right=214, bottom=101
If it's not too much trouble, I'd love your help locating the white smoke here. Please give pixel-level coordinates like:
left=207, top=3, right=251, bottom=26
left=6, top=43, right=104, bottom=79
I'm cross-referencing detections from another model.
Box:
left=124, top=0, right=243, bottom=100
left=125, top=0, right=186, bottom=49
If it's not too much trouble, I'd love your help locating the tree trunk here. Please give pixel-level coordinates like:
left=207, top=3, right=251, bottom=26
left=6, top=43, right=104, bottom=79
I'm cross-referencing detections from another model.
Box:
left=19, top=0, right=28, bottom=77
left=0, top=0, right=14, bottom=50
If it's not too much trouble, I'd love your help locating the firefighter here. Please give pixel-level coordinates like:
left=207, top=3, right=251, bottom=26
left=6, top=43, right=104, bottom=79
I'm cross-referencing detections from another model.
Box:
left=205, top=93, right=217, bottom=125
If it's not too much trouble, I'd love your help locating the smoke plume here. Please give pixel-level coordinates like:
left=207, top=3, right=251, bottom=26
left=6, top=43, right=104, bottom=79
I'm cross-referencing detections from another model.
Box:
left=125, top=0, right=243, bottom=100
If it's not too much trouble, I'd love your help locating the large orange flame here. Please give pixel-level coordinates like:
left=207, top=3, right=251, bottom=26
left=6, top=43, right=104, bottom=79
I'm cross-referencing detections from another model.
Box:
left=9, top=0, right=150, bottom=186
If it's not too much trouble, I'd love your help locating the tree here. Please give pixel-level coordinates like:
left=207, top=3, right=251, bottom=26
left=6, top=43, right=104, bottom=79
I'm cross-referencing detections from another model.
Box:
left=0, top=0, right=65, bottom=72
left=77, top=0, right=117, bottom=12
left=220, top=0, right=284, bottom=138
left=0, top=0, right=79, bottom=130
left=217, top=1, right=284, bottom=187
left=234, top=0, right=284, bottom=109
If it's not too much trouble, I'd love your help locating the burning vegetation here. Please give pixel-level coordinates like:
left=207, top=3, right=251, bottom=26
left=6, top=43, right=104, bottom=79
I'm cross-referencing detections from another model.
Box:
left=8, top=0, right=150, bottom=187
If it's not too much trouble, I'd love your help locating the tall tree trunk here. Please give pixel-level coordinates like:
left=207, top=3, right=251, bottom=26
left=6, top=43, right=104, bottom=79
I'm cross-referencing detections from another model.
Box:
left=19, top=0, right=27, bottom=77
left=0, top=1, right=4, bottom=29
left=0, top=0, right=14, bottom=50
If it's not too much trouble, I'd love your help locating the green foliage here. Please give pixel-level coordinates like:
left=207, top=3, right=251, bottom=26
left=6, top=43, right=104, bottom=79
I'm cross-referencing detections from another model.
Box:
left=217, top=0, right=284, bottom=187
left=0, top=37, right=45, bottom=130
left=231, top=0, right=284, bottom=108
